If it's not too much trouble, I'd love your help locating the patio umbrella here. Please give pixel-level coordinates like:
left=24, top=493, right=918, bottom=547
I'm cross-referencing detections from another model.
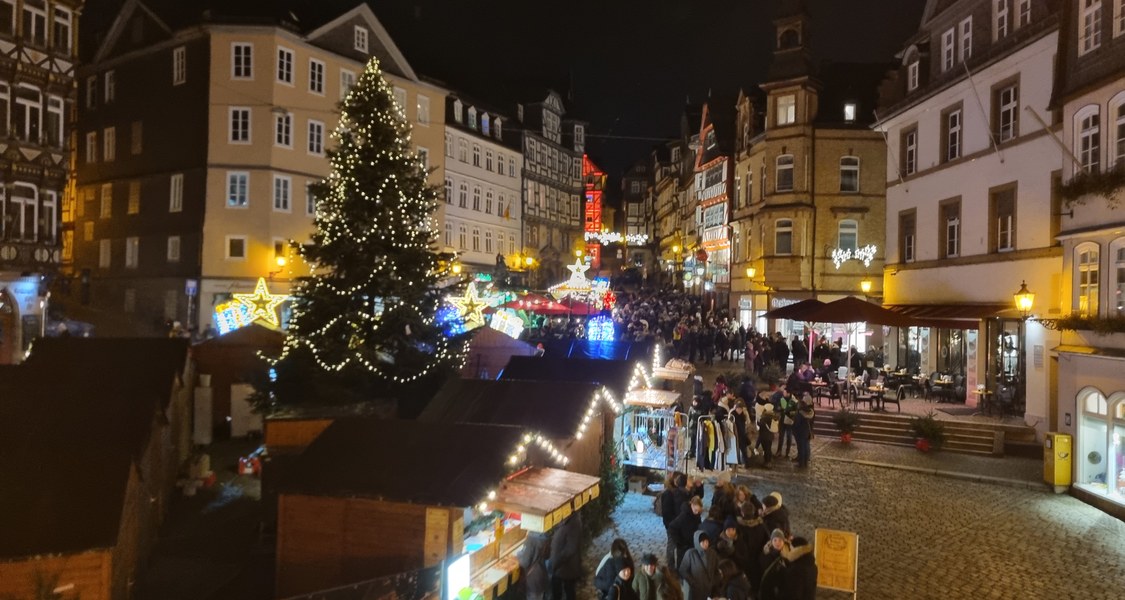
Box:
left=558, top=297, right=597, bottom=316
left=803, top=296, right=922, bottom=378
left=763, top=298, right=825, bottom=321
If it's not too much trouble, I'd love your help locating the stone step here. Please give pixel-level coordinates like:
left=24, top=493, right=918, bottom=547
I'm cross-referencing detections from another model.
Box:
left=812, top=412, right=999, bottom=456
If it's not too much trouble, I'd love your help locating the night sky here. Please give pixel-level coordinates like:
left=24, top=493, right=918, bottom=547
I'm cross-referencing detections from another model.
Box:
left=85, top=0, right=927, bottom=186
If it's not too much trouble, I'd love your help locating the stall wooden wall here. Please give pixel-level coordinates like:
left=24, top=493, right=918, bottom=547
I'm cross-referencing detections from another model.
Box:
left=264, top=418, right=334, bottom=454
left=275, top=494, right=460, bottom=598
left=0, top=550, right=112, bottom=600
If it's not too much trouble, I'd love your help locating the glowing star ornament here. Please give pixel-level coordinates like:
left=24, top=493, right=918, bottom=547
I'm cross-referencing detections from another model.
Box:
left=448, top=282, right=487, bottom=329
left=567, top=258, right=589, bottom=279
left=233, top=278, right=288, bottom=327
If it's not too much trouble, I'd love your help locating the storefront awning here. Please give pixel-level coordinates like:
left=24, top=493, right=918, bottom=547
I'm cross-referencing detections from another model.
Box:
left=624, top=389, right=681, bottom=408
left=884, top=303, right=1012, bottom=329
left=491, top=467, right=600, bottom=533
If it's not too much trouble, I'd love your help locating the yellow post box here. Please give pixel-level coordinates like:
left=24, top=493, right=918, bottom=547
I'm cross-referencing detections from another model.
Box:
left=1043, top=432, right=1072, bottom=493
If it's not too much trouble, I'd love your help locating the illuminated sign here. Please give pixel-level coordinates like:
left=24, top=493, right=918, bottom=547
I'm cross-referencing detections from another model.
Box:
left=831, top=244, right=877, bottom=269
left=584, top=231, right=650, bottom=246
left=587, top=315, right=615, bottom=341
left=489, top=309, right=525, bottom=339
left=214, top=301, right=254, bottom=335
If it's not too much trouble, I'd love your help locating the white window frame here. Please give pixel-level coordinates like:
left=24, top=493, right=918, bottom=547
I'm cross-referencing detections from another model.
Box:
left=22, top=2, right=45, bottom=47
left=169, top=173, right=183, bottom=212
left=1076, top=105, right=1101, bottom=173
left=959, top=17, right=972, bottom=61
left=52, top=6, right=71, bottom=53
left=417, top=94, right=430, bottom=125
left=232, top=42, right=253, bottom=79
left=226, top=171, right=249, bottom=208
left=14, top=84, right=41, bottom=143
left=941, top=28, right=955, bottom=71
left=102, top=126, right=115, bottom=162
left=444, top=177, right=453, bottom=204
left=472, top=227, right=481, bottom=252
left=458, top=182, right=467, bottom=208
left=104, top=70, right=115, bottom=103
left=1018, top=0, right=1032, bottom=27
left=839, top=156, right=860, bottom=192
left=1113, top=240, right=1125, bottom=316
left=838, top=219, right=859, bottom=251
left=775, top=154, right=794, bottom=192
left=167, top=235, right=181, bottom=262
left=1081, top=0, right=1103, bottom=55
left=229, top=107, right=250, bottom=143
left=10, top=183, right=37, bottom=241
left=309, top=58, right=324, bottom=94
left=85, top=131, right=96, bottom=163
left=1109, top=92, right=1125, bottom=167
left=44, top=94, right=61, bottom=147
left=225, top=235, right=248, bottom=261
left=1115, top=0, right=1125, bottom=37
left=946, top=208, right=961, bottom=258
left=340, top=69, right=355, bottom=100
left=472, top=186, right=481, bottom=211
left=486, top=189, right=494, bottom=214
left=307, top=119, right=324, bottom=155
left=775, top=219, right=793, bottom=255
left=99, top=238, right=111, bottom=268
left=458, top=224, right=467, bottom=249
left=947, top=108, right=962, bottom=161
left=1076, top=242, right=1100, bottom=316
left=998, top=84, right=1019, bottom=142
left=354, top=26, right=368, bottom=53
left=394, top=87, right=407, bottom=117
left=273, top=174, right=292, bottom=212
left=776, top=94, right=796, bottom=126
left=843, top=102, right=857, bottom=122
left=274, top=112, right=292, bottom=148
left=994, top=0, right=1009, bottom=40
left=125, top=236, right=139, bottom=268
left=444, top=133, right=453, bottom=157
left=172, top=46, right=186, bottom=85
left=276, top=46, right=294, bottom=85
left=472, top=144, right=481, bottom=167
left=306, top=183, right=316, bottom=216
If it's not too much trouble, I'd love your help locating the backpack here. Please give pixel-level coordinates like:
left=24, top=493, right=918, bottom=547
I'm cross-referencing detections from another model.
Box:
left=653, top=490, right=664, bottom=516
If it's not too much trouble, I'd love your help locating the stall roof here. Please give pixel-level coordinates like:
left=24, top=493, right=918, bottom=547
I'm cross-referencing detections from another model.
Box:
left=624, top=389, right=681, bottom=408
left=491, top=467, right=600, bottom=533
left=277, top=419, right=527, bottom=507
left=419, top=379, right=601, bottom=439
left=500, top=357, right=635, bottom=395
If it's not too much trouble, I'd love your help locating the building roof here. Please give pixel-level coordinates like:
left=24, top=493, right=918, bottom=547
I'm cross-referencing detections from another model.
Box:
left=813, top=61, right=893, bottom=127
left=277, top=419, right=526, bottom=506
left=0, top=338, right=188, bottom=559
left=499, top=356, right=636, bottom=396
left=419, top=379, right=600, bottom=439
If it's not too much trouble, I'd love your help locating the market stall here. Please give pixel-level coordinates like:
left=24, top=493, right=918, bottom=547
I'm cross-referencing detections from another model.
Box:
left=620, top=387, right=684, bottom=471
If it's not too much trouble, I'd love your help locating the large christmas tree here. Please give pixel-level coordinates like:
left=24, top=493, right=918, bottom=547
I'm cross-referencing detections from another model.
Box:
left=263, top=58, right=466, bottom=410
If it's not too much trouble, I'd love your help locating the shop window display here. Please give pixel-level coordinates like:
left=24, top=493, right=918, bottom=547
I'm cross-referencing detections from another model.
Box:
left=1077, top=389, right=1125, bottom=504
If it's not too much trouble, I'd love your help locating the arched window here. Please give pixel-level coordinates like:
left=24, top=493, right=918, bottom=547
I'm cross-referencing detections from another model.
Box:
left=840, top=156, right=860, bottom=192
left=1076, top=242, right=1100, bottom=316
left=485, top=190, right=493, bottom=214
left=776, top=155, right=794, bottom=192
left=444, top=221, right=452, bottom=247
left=1110, top=237, right=1125, bottom=315
left=481, top=113, right=490, bottom=135
left=458, top=224, right=467, bottom=249
left=472, top=227, right=480, bottom=252
left=472, top=187, right=481, bottom=211
left=458, top=182, right=467, bottom=208
left=778, top=28, right=800, bottom=49
left=472, top=144, right=481, bottom=167
left=775, top=219, right=793, bottom=255
left=838, top=219, right=858, bottom=251
left=1075, top=104, right=1101, bottom=173
left=1110, top=91, right=1125, bottom=168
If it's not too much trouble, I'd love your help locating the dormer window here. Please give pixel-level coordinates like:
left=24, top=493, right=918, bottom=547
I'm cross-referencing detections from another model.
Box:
left=844, top=103, right=857, bottom=122
left=354, top=26, right=368, bottom=53
left=907, top=60, right=920, bottom=91
left=482, top=113, right=491, bottom=135
left=575, top=125, right=585, bottom=147
left=467, top=107, right=477, bottom=130
left=494, top=118, right=502, bottom=139
left=453, top=100, right=462, bottom=124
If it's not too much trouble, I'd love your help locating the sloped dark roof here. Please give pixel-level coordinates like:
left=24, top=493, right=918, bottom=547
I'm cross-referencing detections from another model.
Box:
left=813, top=61, right=894, bottom=127
left=278, top=419, right=525, bottom=506
left=0, top=339, right=188, bottom=559
left=420, top=379, right=600, bottom=439
left=499, top=357, right=636, bottom=396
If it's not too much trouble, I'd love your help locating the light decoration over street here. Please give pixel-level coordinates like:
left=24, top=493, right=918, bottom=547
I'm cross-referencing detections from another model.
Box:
left=549, top=258, right=611, bottom=304
left=213, top=300, right=254, bottom=335
left=447, top=281, right=488, bottom=330
left=489, top=309, right=525, bottom=339
left=586, top=315, right=615, bottom=342
left=584, top=231, right=650, bottom=246
left=831, top=244, right=878, bottom=269
left=232, top=277, right=288, bottom=328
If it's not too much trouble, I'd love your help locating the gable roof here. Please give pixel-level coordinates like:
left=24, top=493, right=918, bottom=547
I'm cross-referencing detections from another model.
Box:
left=420, top=379, right=600, bottom=439
left=304, top=3, right=417, bottom=81
left=499, top=356, right=635, bottom=396
left=277, top=419, right=525, bottom=506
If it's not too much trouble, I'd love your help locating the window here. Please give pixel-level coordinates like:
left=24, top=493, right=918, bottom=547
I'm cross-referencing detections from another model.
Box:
left=1080, top=0, right=1102, bottom=55
left=275, top=112, right=292, bottom=147
left=85, top=75, right=95, bottom=109
left=960, top=17, right=973, bottom=61
left=486, top=190, right=494, bottom=214
left=227, top=172, right=248, bottom=207
left=1077, top=244, right=1100, bottom=315
left=1113, top=96, right=1125, bottom=166
left=0, top=83, right=8, bottom=138
left=839, top=156, right=860, bottom=192
left=14, top=85, right=41, bottom=143
left=838, top=220, right=858, bottom=251
left=226, top=236, right=247, bottom=260
left=167, top=236, right=181, bottom=262
left=485, top=149, right=494, bottom=172
left=104, top=70, right=115, bottom=103
left=940, top=199, right=961, bottom=258
left=453, top=100, right=463, bottom=124
left=1077, top=106, right=1101, bottom=172
left=497, top=153, right=505, bottom=176
left=85, top=131, right=96, bottom=163
left=103, top=126, right=115, bottom=161
left=575, top=124, right=584, bottom=147
left=229, top=107, right=250, bottom=143
left=22, top=2, right=45, bottom=47
left=991, top=184, right=1016, bottom=252
left=444, top=222, right=453, bottom=247
left=776, top=94, right=796, bottom=126
left=444, top=133, right=453, bottom=157
left=1018, top=0, right=1032, bottom=27
left=306, top=184, right=316, bottom=216
left=472, top=227, right=480, bottom=252
left=900, top=210, right=916, bottom=263
left=458, top=183, right=467, bottom=208
left=100, top=183, right=112, bottom=218
left=127, top=181, right=140, bottom=214
left=394, top=87, right=407, bottom=116
left=994, top=0, right=1009, bottom=40
left=340, top=69, right=355, bottom=99
left=941, top=27, right=955, bottom=71
left=458, top=139, right=468, bottom=162
left=277, top=47, right=293, bottom=84
left=169, top=174, right=183, bottom=212
left=1116, top=246, right=1125, bottom=315
left=943, top=106, right=963, bottom=162
left=83, top=221, right=93, bottom=241
left=125, top=236, right=138, bottom=268
left=472, top=186, right=481, bottom=211
left=472, top=144, right=481, bottom=167
left=485, top=230, right=493, bottom=253
left=99, top=239, right=110, bottom=268
left=274, top=175, right=291, bottom=211
left=775, top=219, right=793, bottom=255
left=903, top=127, right=918, bottom=175
left=9, top=184, right=37, bottom=241
left=232, top=43, right=253, bottom=78
left=172, top=46, right=186, bottom=85
left=843, top=102, right=856, bottom=122
left=1115, top=0, right=1125, bottom=37
left=907, top=61, right=919, bottom=91
left=417, top=95, right=430, bottom=125
left=130, top=120, right=142, bottom=154
left=444, top=177, right=452, bottom=204
left=308, top=120, right=324, bottom=155
left=354, top=26, right=368, bottom=52
left=53, top=6, right=71, bottom=53
left=776, top=154, right=794, bottom=192
left=995, top=83, right=1019, bottom=142
left=418, top=148, right=428, bottom=169
left=495, top=118, right=503, bottom=139
left=0, top=0, right=11, bottom=35
left=458, top=224, right=467, bottom=249
left=482, top=113, right=491, bottom=135
left=307, top=58, right=324, bottom=94
left=745, top=171, right=753, bottom=205
left=509, top=158, right=516, bottom=177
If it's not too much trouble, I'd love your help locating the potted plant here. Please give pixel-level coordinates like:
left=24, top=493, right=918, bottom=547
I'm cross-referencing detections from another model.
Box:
left=831, top=408, right=861, bottom=443
left=909, top=410, right=946, bottom=452
left=759, top=362, right=785, bottom=390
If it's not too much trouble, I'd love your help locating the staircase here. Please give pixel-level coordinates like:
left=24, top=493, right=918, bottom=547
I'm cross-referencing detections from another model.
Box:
left=812, top=409, right=1040, bottom=457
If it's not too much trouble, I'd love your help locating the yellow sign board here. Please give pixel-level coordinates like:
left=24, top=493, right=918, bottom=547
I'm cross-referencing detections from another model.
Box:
left=815, top=528, right=859, bottom=594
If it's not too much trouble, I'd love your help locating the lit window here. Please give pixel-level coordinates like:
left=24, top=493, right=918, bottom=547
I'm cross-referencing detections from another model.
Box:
left=1112, top=96, right=1125, bottom=167
left=127, top=181, right=140, bottom=214
left=776, top=94, right=796, bottom=126
left=226, top=172, right=248, bottom=208
left=103, top=126, right=115, bottom=161
left=169, top=174, right=183, bottom=212
left=1115, top=246, right=1125, bottom=315
left=417, top=95, right=430, bottom=125
left=125, top=236, right=139, bottom=268
left=843, top=103, right=856, bottom=122
left=104, top=70, right=115, bottom=103
left=168, top=236, right=181, bottom=262
left=839, top=157, right=860, bottom=192
left=99, top=239, right=110, bottom=268
left=1077, top=244, right=1100, bottom=316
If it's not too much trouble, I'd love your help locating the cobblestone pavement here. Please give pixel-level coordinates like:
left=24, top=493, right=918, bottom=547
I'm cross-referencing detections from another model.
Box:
left=580, top=451, right=1125, bottom=599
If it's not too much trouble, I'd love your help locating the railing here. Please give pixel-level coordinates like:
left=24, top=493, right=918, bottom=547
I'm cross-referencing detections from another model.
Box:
left=0, top=240, right=61, bottom=267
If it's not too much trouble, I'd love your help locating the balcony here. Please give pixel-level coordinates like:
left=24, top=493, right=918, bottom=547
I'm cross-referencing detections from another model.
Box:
left=698, top=182, right=727, bottom=202
left=0, top=239, right=60, bottom=269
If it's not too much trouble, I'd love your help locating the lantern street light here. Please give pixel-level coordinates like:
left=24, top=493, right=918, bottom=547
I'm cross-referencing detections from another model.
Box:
left=269, top=255, right=287, bottom=280
left=860, top=279, right=873, bottom=294
left=1014, top=280, right=1035, bottom=318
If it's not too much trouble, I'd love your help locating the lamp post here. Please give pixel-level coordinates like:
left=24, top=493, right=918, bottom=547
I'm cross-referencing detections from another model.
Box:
left=1012, top=280, right=1035, bottom=412
left=269, top=255, right=287, bottom=280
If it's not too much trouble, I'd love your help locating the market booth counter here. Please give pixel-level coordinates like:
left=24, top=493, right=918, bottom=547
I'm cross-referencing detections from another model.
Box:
left=274, top=418, right=597, bottom=599
left=620, top=387, right=684, bottom=471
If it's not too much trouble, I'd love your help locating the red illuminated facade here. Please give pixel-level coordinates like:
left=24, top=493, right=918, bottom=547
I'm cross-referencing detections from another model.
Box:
left=582, top=155, right=606, bottom=269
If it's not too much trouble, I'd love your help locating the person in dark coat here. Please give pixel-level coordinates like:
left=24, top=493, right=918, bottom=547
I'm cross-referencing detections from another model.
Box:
left=791, top=335, right=808, bottom=368
left=731, top=401, right=753, bottom=467
left=607, top=557, right=639, bottom=600
left=792, top=399, right=815, bottom=469
left=738, top=508, right=770, bottom=597
left=667, top=496, right=703, bottom=567
left=677, top=531, right=719, bottom=600
left=549, top=513, right=583, bottom=600
left=715, top=516, right=752, bottom=571
left=595, top=539, right=634, bottom=599
left=661, top=471, right=685, bottom=528
left=717, top=558, right=753, bottom=600
left=761, top=492, right=791, bottom=537
left=783, top=537, right=818, bottom=600
left=758, top=529, right=789, bottom=600
left=517, top=532, right=549, bottom=600
left=755, top=398, right=775, bottom=467
left=698, top=505, right=725, bottom=544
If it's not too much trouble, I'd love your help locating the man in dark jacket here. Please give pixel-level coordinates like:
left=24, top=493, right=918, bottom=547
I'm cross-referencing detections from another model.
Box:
left=666, top=496, right=703, bottom=567
left=517, top=532, right=549, bottom=600
left=793, top=400, right=815, bottom=469
left=678, top=531, right=719, bottom=600
left=549, top=513, right=582, bottom=600
left=761, top=492, right=791, bottom=537
left=782, top=537, right=818, bottom=600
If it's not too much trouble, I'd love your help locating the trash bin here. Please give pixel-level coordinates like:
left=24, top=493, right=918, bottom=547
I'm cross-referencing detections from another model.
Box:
left=1043, top=432, right=1072, bottom=493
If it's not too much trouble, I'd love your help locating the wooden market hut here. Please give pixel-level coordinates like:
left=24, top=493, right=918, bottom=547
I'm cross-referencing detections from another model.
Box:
left=499, top=356, right=636, bottom=397
left=460, top=325, right=537, bottom=380
left=191, top=323, right=285, bottom=439
left=274, top=418, right=598, bottom=599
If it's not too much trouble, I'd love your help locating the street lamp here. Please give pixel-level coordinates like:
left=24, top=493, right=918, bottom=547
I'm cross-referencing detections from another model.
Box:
left=1014, top=280, right=1035, bottom=318
left=451, top=262, right=463, bottom=275
left=860, top=279, right=873, bottom=294
left=269, top=255, right=287, bottom=280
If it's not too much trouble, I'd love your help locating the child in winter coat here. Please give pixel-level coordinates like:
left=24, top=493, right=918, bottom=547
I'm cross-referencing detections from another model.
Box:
left=594, top=539, right=634, bottom=599
left=782, top=537, right=818, bottom=600
left=677, top=531, right=719, bottom=600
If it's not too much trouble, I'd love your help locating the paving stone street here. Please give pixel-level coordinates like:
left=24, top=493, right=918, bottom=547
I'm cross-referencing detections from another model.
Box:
left=581, top=440, right=1125, bottom=600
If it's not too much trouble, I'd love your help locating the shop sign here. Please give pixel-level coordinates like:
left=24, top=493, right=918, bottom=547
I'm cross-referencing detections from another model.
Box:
left=770, top=297, right=800, bottom=310
left=814, top=528, right=859, bottom=593
left=831, top=244, right=877, bottom=269
left=739, top=298, right=753, bottom=309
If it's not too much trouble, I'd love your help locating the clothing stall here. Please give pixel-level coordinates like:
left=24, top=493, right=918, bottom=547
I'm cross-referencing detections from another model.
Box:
left=694, top=414, right=741, bottom=472
left=619, top=388, right=684, bottom=472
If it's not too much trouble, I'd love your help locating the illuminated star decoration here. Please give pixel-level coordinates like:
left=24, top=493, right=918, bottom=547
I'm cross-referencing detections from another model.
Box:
left=233, top=277, right=288, bottom=327
left=550, top=258, right=594, bottom=300
left=448, top=282, right=487, bottom=329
